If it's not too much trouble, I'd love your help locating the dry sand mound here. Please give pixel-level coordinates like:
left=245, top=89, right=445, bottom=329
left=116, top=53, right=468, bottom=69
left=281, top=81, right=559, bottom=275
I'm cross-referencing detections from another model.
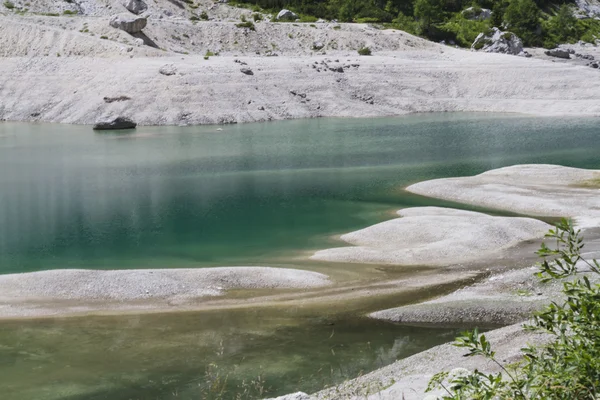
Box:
left=407, top=164, right=600, bottom=228
left=311, top=207, right=550, bottom=266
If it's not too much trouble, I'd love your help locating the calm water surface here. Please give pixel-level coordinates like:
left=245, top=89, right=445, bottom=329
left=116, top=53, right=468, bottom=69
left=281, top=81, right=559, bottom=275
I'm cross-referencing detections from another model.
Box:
left=0, top=113, right=599, bottom=399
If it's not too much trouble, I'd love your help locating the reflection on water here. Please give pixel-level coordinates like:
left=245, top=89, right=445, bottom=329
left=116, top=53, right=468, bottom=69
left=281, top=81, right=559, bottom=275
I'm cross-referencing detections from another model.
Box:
left=1, top=114, right=600, bottom=399
left=1, top=114, right=600, bottom=273
left=0, top=309, right=464, bottom=400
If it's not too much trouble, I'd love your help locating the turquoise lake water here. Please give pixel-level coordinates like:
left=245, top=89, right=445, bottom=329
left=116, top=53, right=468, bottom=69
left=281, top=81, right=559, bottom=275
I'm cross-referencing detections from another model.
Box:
left=0, top=113, right=599, bottom=399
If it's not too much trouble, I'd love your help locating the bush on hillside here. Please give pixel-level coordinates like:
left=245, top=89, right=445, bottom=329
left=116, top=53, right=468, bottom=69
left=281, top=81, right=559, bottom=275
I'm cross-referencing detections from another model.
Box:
left=504, top=0, right=542, bottom=46
left=357, top=46, right=372, bottom=55
left=428, top=219, right=600, bottom=399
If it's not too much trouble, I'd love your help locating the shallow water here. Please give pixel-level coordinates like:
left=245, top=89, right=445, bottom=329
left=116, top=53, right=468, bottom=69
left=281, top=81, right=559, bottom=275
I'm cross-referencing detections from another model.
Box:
left=1, top=113, right=599, bottom=399
left=1, top=113, right=600, bottom=273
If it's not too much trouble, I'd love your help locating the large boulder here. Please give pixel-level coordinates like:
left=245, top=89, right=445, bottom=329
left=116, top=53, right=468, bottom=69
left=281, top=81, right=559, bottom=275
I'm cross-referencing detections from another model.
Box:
left=462, top=6, right=492, bottom=20
left=545, top=48, right=571, bottom=59
left=109, top=13, right=147, bottom=33
left=93, top=117, right=137, bottom=130
left=122, top=0, right=147, bottom=15
left=276, top=9, right=298, bottom=21
left=472, top=27, right=525, bottom=56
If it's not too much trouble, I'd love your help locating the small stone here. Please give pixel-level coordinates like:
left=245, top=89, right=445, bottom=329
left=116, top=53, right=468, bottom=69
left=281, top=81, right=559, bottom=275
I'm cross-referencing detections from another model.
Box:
left=121, top=0, right=147, bottom=15
left=240, top=67, right=254, bottom=75
left=159, top=64, right=177, bottom=76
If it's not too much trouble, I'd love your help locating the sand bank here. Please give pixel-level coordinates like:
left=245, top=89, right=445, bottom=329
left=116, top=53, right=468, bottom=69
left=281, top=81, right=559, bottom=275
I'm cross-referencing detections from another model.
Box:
left=371, top=266, right=558, bottom=326
left=312, top=207, right=550, bottom=266
left=407, top=164, right=600, bottom=228
left=0, top=267, right=330, bottom=318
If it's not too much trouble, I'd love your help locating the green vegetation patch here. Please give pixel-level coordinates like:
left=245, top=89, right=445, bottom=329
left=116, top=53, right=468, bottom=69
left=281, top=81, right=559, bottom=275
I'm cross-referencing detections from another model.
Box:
left=576, top=177, right=600, bottom=188
left=236, top=21, right=256, bottom=31
left=357, top=46, right=372, bottom=55
left=229, top=0, right=599, bottom=49
left=3, top=0, right=14, bottom=9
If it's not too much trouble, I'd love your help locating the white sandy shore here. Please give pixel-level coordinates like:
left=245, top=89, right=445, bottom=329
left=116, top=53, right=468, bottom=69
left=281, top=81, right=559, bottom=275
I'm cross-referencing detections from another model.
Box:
left=3, top=51, right=600, bottom=126
left=0, top=267, right=330, bottom=318
left=2, top=9, right=600, bottom=125
left=407, top=164, right=600, bottom=228
left=312, top=207, right=550, bottom=266
left=371, top=266, right=559, bottom=326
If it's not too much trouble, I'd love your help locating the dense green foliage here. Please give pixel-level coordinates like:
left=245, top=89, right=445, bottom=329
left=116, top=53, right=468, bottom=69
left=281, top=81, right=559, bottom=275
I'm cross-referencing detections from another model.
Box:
left=232, top=0, right=600, bottom=48
left=428, top=219, right=600, bottom=399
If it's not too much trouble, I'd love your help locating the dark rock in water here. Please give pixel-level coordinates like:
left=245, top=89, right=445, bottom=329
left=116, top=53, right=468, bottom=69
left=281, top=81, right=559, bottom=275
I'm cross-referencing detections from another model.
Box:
left=93, top=117, right=137, bottom=130
left=240, top=68, right=254, bottom=75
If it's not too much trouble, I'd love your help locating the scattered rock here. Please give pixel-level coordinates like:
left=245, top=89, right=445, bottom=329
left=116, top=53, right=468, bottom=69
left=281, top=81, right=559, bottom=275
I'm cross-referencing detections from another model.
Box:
left=462, top=6, right=492, bottom=20
left=122, top=0, right=147, bottom=15
left=93, top=117, right=137, bottom=130
left=545, top=48, right=570, bottom=59
left=103, top=95, right=131, bottom=103
left=159, top=64, right=177, bottom=76
left=109, top=13, right=147, bottom=34
left=240, top=67, right=254, bottom=75
left=276, top=9, right=297, bottom=21
left=576, top=53, right=595, bottom=60
left=312, top=41, right=324, bottom=50
left=589, top=61, right=599, bottom=69
left=472, top=27, right=525, bottom=56
left=258, top=106, right=265, bottom=110
left=575, top=0, right=600, bottom=18
left=134, top=38, right=144, bottom=46
left=265, top=392, right=310, bottom=400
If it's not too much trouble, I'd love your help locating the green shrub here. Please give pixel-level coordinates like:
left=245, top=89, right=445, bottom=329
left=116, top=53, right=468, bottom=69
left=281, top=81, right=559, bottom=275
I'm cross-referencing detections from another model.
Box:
left=236, top=21, right=256, bottom=30
left=189, top=15, right=199, bottom=21
left=63, top=9, right=77, bottom=15
left=356, top=17, right=381, bottom=23
left=100, top=35, right=108, bottom=39
left=437, top=14, right=490, bottom=47
left=332, top=25, right=341, bottom=30
left=429, top=219, right=600, bottom=399
left=3, top=1, right=14, bottom=9
left=504, top=0, right=542, bottom=46
left=390, top=12, right=419, bottom=35
left=200, top=10, right=208, bottom=20
left=252, top=12, right=262, bottom=21
left=299, top=15, right=318, bottom=22
left=357, top=46, right=372, bottom=55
